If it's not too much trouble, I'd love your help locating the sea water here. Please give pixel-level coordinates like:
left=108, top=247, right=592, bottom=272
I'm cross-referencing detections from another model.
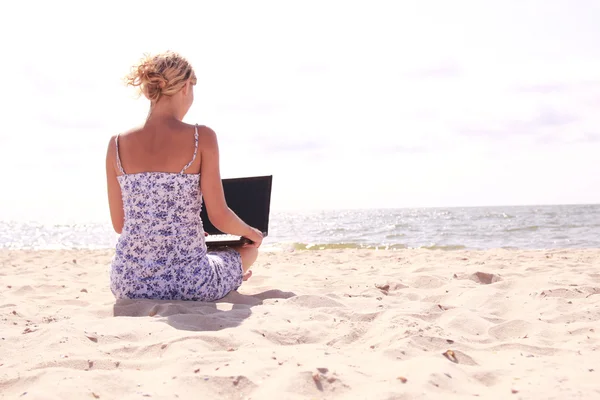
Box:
left=1, top=204, right=598, bottom=250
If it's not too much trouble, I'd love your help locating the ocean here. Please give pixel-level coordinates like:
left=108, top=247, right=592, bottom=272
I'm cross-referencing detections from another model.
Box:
left=1, top=204, right=598, bottom=251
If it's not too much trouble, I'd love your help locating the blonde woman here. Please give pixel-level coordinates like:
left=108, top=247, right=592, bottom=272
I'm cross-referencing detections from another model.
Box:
left=106, top=51, right=262, bottom=301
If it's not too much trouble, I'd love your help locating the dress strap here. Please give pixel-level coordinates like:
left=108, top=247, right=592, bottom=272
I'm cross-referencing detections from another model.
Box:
left=180, top=124, right=199, bottom=173
left=115, top=135, right=126, bottom=175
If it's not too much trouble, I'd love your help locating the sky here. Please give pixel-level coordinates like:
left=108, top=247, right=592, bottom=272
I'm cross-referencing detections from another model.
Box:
left=0, top=0, right=599, bottom=223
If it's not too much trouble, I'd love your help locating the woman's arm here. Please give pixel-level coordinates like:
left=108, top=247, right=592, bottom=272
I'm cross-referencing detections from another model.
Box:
left=106, top=136, right=125, bottom=234
left=199, top=127, right=263, bottom=244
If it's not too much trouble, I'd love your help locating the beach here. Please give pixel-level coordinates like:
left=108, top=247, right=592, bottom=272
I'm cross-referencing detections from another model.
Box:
left=4, top=0, right=600, bottom=398
left=1, top=248, right=599, bottom=399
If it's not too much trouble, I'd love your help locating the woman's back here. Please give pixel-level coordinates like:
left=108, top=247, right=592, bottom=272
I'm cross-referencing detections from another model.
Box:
left=116, top=121, right=200, bottom=175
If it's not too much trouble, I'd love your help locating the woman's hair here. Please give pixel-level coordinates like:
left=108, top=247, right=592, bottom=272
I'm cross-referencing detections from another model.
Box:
left=125, top=51, right=197, bottom=102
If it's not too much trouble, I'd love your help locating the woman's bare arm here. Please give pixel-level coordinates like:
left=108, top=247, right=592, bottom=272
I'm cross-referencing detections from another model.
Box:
left=199, top=127, right=262, bottom=244
left=106, top=137, right=125, bottom=234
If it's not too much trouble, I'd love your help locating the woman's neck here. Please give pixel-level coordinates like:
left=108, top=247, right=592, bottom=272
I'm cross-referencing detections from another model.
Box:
left=147, top=99, right=185, bottom=121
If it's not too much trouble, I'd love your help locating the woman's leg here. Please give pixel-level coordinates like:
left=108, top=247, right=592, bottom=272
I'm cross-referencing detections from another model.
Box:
left=234, top=245, right=258, bottom=280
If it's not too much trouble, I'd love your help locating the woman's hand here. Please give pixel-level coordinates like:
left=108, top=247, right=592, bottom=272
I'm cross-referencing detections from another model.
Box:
left=244, top=227, right=263, bottom=248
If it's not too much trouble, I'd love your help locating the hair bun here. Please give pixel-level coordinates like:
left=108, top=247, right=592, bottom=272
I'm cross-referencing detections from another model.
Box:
left=125, top=51, right=197, bottom=102
left=136, top=63, right=167, bottom=101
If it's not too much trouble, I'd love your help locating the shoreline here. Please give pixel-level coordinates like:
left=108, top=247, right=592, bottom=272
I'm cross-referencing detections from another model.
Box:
left=2, top=203, right=599, bottom=251
left=2, top=245, right=600, bottom=253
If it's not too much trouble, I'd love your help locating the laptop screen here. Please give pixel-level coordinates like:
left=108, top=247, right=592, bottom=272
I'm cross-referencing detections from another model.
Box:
left=200, top=175, right=272, bottom=236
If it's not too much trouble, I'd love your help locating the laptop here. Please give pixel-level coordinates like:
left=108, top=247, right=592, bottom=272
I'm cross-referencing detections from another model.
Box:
left=201, top=175, right=272, bottom=247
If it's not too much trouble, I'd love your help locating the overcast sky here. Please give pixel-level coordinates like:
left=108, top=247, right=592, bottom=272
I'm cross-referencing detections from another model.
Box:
left=1, top=0, right=599, bottom=222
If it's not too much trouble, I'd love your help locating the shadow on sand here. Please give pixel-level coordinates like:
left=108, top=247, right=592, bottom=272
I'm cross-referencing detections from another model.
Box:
left=113, top=289, right=296, bottom=332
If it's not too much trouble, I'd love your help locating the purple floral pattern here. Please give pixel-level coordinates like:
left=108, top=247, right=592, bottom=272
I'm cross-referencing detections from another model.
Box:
left=109, top=127, right=243, bottom=302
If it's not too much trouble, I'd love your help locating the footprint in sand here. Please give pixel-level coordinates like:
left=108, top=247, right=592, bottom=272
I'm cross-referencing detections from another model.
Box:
left=488, top=319, right=534, bottom=340
left=539, top=287, right=600, bottom=299
left=286, top=295, right=346, bottom=309
left=459, top=272, right=502, bottom=285
left=375, top=282, right=409, bottom=295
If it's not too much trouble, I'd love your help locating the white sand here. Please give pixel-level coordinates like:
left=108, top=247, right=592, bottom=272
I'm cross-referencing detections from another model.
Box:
left=1, top=248, right=599, bottom=399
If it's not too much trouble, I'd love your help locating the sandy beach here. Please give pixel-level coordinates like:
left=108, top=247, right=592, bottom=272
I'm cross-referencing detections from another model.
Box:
left=1, top=248, right=599, bottom=399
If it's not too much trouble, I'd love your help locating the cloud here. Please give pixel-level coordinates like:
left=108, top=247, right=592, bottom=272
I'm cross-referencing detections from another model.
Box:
left=413, top=64, right=463, bottom=79
left=295, top=64, right=330, bottom=76
left=528, top=108, right=579, bottom=128
left=517, top=83, right=570, bottom=94
left=517, top=80, right=600, bottom=94
left=458, top=106, right=584, bottom=141
left=536, top=131, right=600, bottom=145
left=38, top=113, right=108, bottom=131
left=581, top=132, right=600, bottom=143
left=378, top=144, right=430, bottom=154
left=262, top=138, right=323, bottom=154
left=214, top=102, right=286, bottom=115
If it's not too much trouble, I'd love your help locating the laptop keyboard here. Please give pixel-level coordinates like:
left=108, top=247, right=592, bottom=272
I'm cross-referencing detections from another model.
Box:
left=206, top=234, right=241, bottom=242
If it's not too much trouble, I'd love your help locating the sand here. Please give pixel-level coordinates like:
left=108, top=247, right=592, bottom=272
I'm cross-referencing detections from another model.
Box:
left=1, top=248, right=599, bottom=399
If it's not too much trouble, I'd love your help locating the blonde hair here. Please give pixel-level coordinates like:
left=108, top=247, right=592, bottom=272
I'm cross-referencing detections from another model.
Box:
left=125, top=51, right=197, bottom=102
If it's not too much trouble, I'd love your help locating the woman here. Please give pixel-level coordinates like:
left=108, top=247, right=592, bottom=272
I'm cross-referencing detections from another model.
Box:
left=106, top=51, right=263, bottom=302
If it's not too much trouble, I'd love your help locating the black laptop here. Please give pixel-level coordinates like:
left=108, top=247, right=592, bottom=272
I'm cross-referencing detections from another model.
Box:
left=201, top=175, right=272, bottom=247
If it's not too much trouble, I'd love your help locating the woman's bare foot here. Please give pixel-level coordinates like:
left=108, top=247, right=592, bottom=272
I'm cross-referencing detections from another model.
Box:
left=243, top=270, right=253, bottom=281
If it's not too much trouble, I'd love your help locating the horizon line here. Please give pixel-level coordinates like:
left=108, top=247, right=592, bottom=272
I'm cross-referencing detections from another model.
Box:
left=272, top=202, right=599, bottom=213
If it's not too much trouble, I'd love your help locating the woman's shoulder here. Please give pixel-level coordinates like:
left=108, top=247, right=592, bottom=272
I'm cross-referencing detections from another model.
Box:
left=184, top=123, right=217, bottom=140
left=109, top=125, right=144, bottom=140
left=105, top=125, right=145, bottom=154
left=181, top=122, right=214, bottom=133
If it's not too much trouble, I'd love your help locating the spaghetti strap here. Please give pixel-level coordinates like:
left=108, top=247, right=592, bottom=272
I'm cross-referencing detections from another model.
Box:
left=180, top=125, right=199, bottom=173
left=115, top=135, right=126, bottom=175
